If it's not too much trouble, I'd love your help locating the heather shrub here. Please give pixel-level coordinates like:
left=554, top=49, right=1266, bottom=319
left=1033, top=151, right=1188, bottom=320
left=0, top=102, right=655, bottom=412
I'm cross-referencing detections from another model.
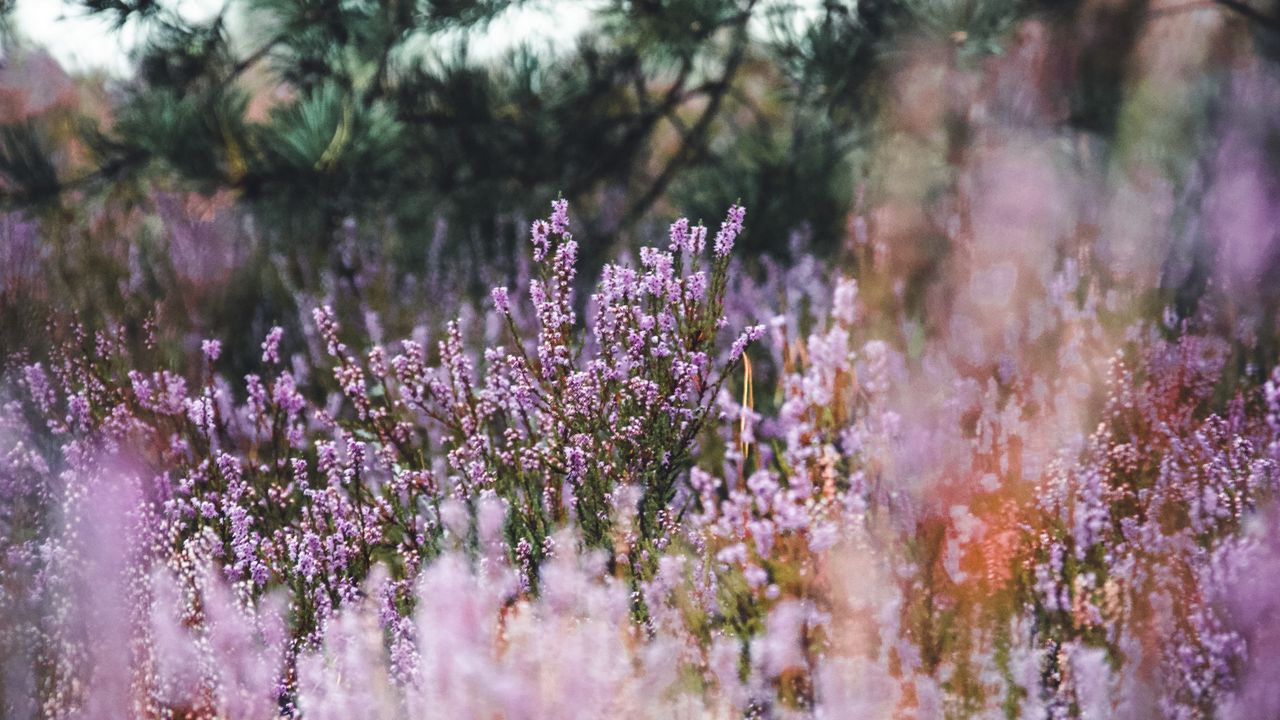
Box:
left=5, top=193, right=1280, bottom=718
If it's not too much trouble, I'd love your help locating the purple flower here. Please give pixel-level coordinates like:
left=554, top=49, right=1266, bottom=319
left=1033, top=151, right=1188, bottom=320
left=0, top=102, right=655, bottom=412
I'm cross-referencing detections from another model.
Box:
left=729, top=324, right=765, bottom=359
left=550, top=198, right=570, bottom=236
left=491, top=286, right=510, bottom=315
left=313, top=306, right=345, bottom=357
left=531, top=219, right=551, bottom=262
left=202, top=339, right=222, bottom=362
left=713, top=204, right=745, bottom=257
left=262, top=326, right=284, bottom=364
left=832, top=277, right=859, bottom=326
left=668, top=217, right=691, bottom=253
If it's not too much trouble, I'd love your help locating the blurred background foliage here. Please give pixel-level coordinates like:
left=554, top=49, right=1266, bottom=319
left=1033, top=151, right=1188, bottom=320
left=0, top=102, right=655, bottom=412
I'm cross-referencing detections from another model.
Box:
left=0, top=0, right=1278, bottom=369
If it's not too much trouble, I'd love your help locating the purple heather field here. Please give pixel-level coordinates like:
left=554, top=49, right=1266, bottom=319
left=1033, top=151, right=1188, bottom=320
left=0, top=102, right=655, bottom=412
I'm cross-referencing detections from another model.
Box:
left=3, top=1, right=1280, bottom=718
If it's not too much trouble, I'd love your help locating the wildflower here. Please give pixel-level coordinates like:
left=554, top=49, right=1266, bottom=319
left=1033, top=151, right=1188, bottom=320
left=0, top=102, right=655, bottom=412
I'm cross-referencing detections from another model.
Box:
left=202, top=339, right=222, bottom=362
left=261, top=326, right=284, bottom=364
left=729, top=324, right=765, bottom=359
left=491, top=286, right=510, bottom=315
left=713, top=204, right=745, bottom=257
left=550, top=197, right=570, bottom=236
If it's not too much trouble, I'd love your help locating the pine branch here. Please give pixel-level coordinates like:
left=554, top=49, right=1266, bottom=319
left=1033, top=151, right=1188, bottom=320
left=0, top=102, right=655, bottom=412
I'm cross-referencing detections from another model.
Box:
left=623, top=1, right=758, bottom=226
